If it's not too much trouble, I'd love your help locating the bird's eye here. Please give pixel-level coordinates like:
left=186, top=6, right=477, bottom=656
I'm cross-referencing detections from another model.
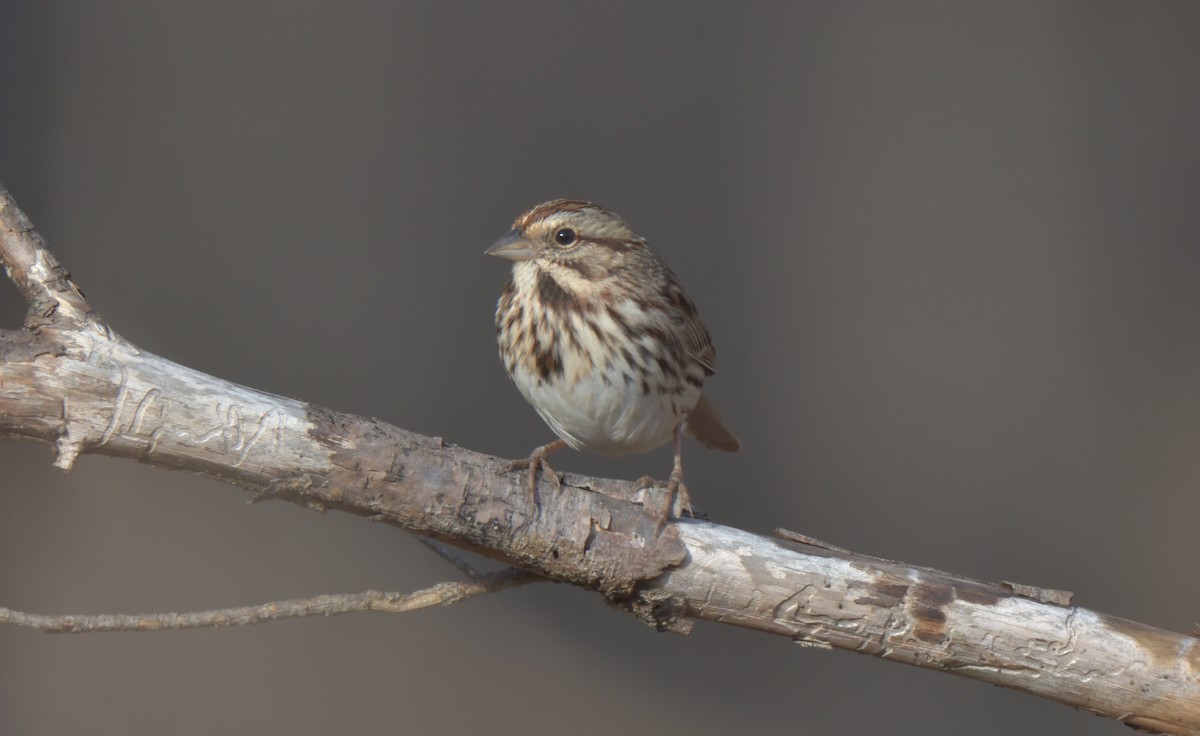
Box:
left=554, top=228, right=577, bottom=246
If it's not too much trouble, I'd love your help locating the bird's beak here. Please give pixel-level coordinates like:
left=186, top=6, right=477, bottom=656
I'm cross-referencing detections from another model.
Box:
left=485, top=230, right=536, bottom=261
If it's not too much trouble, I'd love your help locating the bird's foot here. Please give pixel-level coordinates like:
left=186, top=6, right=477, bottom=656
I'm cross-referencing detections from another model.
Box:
left=666, top=469, right=694, bottom=521
left=501, top=440, right=566, bottom=509
left=638, top=470, right=694, bottom=532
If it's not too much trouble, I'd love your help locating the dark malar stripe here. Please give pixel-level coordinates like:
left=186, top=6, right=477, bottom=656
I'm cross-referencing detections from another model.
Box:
left=557, top=258, right=596, bottom=279
left=536, top=269, right=579, bottom=311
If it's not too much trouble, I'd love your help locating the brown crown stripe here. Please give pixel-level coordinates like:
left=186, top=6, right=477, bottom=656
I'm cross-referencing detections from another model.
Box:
left=515, top=199, right=606, bottom=229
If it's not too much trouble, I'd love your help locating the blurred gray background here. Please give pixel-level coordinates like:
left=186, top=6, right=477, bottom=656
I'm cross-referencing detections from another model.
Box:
left=2, top=2, right=1198, bottom=734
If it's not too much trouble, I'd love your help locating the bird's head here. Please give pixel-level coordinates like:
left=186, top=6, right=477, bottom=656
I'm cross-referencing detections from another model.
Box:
left=486, top=199, right=652, bottom=285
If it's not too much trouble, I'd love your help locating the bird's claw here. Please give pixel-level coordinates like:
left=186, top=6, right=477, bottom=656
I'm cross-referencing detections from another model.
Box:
left=643, top=471, right=693, bottom=533
left=667, top=474, right=694, bottom=520
left=501, top=443, right=563, bottom=510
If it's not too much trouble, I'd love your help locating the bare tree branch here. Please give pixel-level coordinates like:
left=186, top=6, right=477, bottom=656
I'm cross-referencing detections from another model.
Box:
left=0, top=568, right=543, bottom=633
left=0, top=187, right=92, bottom=330
left=2, top=183, right=1198, bottom=735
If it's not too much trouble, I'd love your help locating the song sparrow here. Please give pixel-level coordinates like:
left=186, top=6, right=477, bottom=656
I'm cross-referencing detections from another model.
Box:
left=487, top=199, right=739, bottom=520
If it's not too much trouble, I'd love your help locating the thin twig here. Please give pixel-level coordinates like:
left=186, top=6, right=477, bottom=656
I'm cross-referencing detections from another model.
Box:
left=413, top=534, right=485, bottom=578
left=0, top=568, right=543, bottom=634
left=0, top=186, right=92, bottom=326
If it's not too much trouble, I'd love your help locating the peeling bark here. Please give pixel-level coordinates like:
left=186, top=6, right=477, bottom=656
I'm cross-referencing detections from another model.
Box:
left=3, top=184, right=1198, bottom=735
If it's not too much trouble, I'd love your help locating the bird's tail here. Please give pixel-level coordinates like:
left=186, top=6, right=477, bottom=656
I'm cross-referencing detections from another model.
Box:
left=684, top=393, right=741, bottom=452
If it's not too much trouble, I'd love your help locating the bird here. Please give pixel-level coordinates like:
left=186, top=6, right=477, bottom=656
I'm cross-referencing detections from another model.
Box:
left=487, top=198, right=739, bottom=520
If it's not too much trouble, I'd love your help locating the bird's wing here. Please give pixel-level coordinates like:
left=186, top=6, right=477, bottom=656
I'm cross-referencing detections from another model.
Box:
left=664, top=274, right=717, bottom=375
left=684, top=314, right=717, bottom=376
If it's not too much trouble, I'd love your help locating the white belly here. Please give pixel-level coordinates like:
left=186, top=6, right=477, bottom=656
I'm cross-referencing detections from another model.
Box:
left=511, top=358, right=698, bottom=456
left=498, top=264, right=705, bottom=455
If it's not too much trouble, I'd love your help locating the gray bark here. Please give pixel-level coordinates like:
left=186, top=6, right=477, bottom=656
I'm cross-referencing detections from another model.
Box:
left=2, top=184, right=1197, bottom=735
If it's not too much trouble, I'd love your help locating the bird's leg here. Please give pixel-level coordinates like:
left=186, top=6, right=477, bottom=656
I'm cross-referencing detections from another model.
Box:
left=661, top=425, right=693, bottom=526
left=502, top=439, right=567, bottom=509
